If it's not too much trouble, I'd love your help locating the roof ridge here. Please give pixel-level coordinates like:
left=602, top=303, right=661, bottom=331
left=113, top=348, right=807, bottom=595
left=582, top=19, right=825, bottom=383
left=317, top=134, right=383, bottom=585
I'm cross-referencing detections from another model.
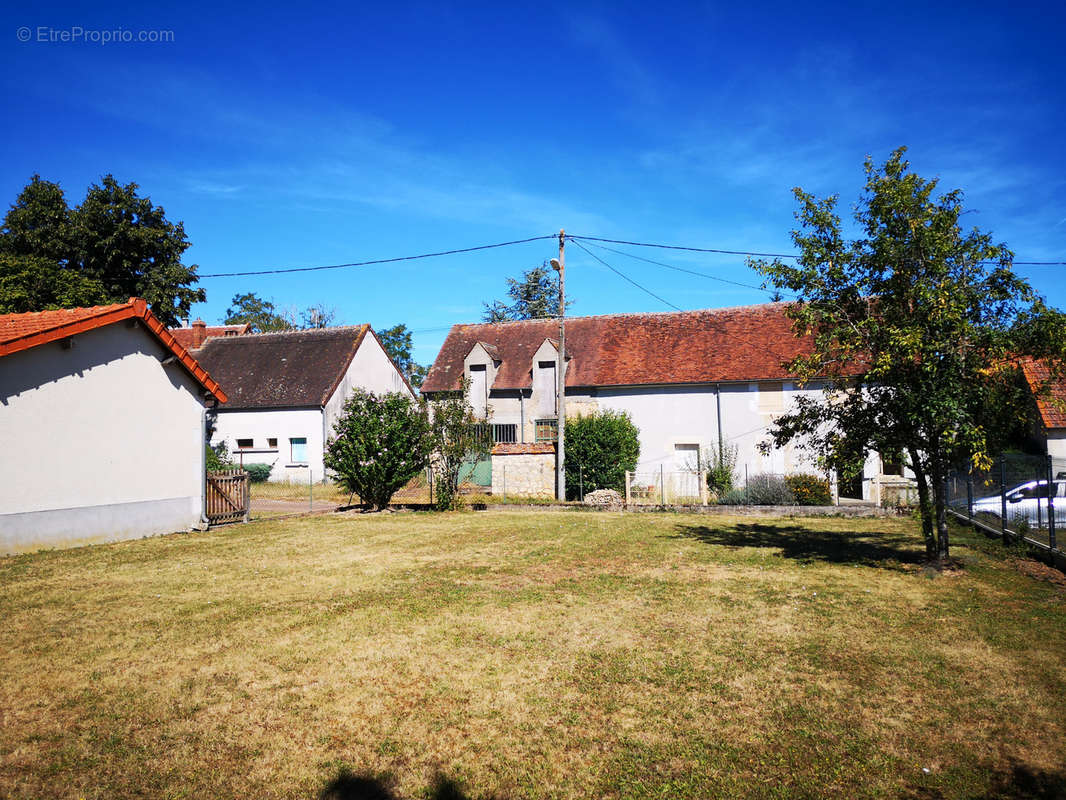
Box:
left=200, top=324, right=369, bottom=343
left=455, top=301, right=790, bottom=329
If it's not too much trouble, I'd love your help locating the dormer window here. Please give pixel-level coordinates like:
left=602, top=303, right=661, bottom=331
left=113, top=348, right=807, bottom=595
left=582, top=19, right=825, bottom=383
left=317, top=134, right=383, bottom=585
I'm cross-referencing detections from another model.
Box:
left=469, top=363, right=488, bottom=417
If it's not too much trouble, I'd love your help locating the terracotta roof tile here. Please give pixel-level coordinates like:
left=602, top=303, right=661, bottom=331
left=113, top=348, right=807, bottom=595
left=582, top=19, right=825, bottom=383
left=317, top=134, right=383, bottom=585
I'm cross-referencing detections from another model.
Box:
left=170, top=323, right=251, bottom=350
left=491, top=442, right=556, bottom=455
left=0, top=299, right=227, bottom=401
left=194, top=325, right=371, bottom=409
left=422, top=303, right=814, bottom=393
left=1021, top=359, right=1066, bottom=430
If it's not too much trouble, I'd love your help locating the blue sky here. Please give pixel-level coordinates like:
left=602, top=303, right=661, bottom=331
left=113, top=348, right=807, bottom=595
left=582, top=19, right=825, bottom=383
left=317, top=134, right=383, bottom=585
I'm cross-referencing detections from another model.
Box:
left=3, top=1, right=1064, bottom=364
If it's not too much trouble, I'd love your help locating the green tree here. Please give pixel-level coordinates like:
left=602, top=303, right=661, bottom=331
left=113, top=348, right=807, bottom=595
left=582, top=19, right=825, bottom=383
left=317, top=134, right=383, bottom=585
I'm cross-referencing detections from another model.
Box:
left=429, top=383, right=491, bottom=510
left=752, top=147, right=1066, bottom=561
left=72, top=175, right=205, bottom=326
left=563, top=410, right=640, bottom=499
left=482, top=262, right=564, bottom=322
left=378, top=323, right=428, bottom=388
left=0, top=177, right=107, bottom=313
left=223, top=292, right=294, bottom=332
left=324, top=390, right=434, bottom=510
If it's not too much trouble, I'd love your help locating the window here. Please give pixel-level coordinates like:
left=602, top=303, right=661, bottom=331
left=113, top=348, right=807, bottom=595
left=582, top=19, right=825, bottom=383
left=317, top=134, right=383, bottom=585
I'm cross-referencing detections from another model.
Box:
left=882, top=452, right=904, bottom=476
left=290, top=437, right=308, bottom=463
left=494, top=424, right=517, bottom=444
left=267, top=437, right=278, bottom=449
left=535, top=419, right=558, bottom=442
left=236, top=438, right=254, bottom=450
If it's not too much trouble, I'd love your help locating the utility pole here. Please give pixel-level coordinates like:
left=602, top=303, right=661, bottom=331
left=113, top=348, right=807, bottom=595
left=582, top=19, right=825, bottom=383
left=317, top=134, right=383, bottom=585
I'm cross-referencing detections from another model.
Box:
left=551, top=230, right=567, bottom=502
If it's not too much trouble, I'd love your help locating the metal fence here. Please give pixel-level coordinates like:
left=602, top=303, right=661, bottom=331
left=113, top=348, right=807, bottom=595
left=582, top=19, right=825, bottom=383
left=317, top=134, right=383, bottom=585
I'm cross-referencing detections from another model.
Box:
left=947, top=453, right=1065, bottom=552
left=625, top=469, right=708, bottom=506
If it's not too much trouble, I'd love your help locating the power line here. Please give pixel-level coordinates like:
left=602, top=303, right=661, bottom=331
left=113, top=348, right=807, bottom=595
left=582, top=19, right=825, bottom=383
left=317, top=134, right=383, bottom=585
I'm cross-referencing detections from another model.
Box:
left=569, top=233, right=1064, bottom=266
left=577, top=239, right=799, bottom=299
left=198, top=234, right=558, bottom=278
left=568, top=238, right=683, bottom=311
left=567, top=238, right=807, bottom=368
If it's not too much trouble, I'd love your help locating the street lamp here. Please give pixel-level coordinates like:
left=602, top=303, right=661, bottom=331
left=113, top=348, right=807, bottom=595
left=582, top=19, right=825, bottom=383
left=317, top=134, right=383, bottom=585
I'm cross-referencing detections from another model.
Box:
left=550, top=231, right=566, bottom=502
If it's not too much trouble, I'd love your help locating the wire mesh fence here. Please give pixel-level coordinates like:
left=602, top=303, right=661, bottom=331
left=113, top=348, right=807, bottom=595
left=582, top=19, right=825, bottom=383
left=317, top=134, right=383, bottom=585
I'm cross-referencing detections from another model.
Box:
left=625, top=469, right=708, bottom=506
left=947, top=453, right=1065, bottom=552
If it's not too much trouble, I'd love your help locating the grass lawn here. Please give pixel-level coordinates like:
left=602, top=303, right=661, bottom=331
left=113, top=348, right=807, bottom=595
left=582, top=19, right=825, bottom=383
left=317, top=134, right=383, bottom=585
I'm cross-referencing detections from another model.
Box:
left=1, top=511, right=1064, bottom=799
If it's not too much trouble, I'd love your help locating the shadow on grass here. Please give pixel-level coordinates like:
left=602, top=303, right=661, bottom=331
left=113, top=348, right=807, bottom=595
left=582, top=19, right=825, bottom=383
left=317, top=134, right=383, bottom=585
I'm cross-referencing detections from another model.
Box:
left=672, top=522, right=924, bottom=568
left=908, top=761, right=1066, bottom=799
left=320, top=768, right=500, bottom=800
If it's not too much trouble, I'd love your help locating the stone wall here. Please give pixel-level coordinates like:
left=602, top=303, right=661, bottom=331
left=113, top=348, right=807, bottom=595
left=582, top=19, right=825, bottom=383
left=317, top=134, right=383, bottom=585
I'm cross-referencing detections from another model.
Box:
left=491, top=443, right=556, bottom=498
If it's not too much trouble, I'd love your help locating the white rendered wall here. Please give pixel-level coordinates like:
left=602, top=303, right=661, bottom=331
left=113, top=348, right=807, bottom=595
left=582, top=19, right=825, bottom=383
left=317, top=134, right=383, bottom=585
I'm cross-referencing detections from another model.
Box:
left=323, top=332, right=414, bottom=439
left=1047, top=432, right=1066, bottom=462
left=0, top=322, right=206, bottom=552
left=211, top=407, right=323, bottom=483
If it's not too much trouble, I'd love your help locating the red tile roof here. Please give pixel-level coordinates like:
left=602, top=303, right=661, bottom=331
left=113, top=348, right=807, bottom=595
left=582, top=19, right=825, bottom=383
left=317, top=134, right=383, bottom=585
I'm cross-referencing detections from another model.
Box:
left=170, top=322, right=251, bottom=350
left=1021, top=359, right=1066, bottom=430
left=0, top=299, right=228, bottom=401
left=421, top=303, right=814, bottom=393
left=491, top=442, right=556, bottom=455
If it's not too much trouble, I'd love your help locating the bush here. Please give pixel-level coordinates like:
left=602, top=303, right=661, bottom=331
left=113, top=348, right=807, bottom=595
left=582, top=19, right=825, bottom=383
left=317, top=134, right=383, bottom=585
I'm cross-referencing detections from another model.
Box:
left=429, top=382, right=490, bottom=511
left=785, top=473, right=831, bottom=505
left=205, top=441, right=231, bottom=472
left=704, top=441, right=738, bottom=496
left=564, top=410, right=640, bottom=500
left=718, top=488, right=749, bottom=505
left=325, top=390, right=434, bottom=510
left=746, top=474, right=794, bottom=505
left=243, top=462, right=273, bottom=483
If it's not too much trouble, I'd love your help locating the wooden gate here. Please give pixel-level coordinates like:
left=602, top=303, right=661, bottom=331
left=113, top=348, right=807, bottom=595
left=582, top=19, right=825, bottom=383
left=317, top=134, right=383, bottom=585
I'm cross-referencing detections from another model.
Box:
left=206, top=469, right=250, bottom=524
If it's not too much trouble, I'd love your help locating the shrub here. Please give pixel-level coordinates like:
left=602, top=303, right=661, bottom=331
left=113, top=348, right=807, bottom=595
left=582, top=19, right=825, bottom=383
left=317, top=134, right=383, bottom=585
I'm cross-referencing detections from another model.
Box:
left=564, top=410, right=640, bottom=500
left=205, top=441, right=231, bottom=472
left=704, top=441, right=738, bottom=496
left=718, top=488, right=749, bottom=505
left=785, top=473, right=831, bottom=505
left=325, top=390, right=434, bottom=510
left=243, top=462, right=273, bottom=483
left=746, top=474, right=794, bottom=505
left=429, top=382, right=490, bottom=511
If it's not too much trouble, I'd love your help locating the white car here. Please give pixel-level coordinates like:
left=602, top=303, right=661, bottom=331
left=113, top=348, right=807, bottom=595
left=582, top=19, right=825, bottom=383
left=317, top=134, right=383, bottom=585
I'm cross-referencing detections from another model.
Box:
left=970, top=479, right=1066, bottom=525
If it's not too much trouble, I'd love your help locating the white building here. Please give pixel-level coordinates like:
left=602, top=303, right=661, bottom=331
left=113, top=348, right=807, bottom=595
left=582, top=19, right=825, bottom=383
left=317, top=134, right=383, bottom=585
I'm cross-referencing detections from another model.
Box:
left=422, top=303, right=896, bottom=501
left=0, top=299, right=228, bottom=553
left=194, top=326, right=414, bottom=482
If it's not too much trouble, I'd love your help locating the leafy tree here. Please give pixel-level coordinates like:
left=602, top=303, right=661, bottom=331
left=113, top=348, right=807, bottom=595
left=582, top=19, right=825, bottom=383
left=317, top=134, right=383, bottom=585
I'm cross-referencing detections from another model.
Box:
left=0, top=253, right=106, bottom=314
left=563, top=410, right=640, bottom=499
left=223, top=293, right=294, bottom=332
left=72, top=175, right=205, bottom=326
left=324, top=390, right=434, bottom=510
left=378, top=323, right=428, bottom=388
left=703, top=440, right=739, bottom=497
left=752, top=147, right=1066, bottom=561
left=482, top=262, right=565, bottom=322
left=0, top=174, right=205, bottom=326
left=429, top=383, right=491, bottom=510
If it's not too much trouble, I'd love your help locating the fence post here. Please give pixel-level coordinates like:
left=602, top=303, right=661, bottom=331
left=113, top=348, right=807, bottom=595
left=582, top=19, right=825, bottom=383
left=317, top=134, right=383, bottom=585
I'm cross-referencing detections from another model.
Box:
left=579, top=465, right=584, bottom=502
left=660, top=464, right=665, bottom=506
left=502, top=464, right=507, bottom=501
left=700, top=469, right=708, bottom=506
left=1048, top=455, right=1057, bottom=551
left=966, top=474, right=974, bottom=522
left=309, top=468, right=313, bottom=512
left=243, top=472, right=250, bottom=523
left=625, top=471, right=632, bottom=506
left=999, top=456, right=1009, bottom=544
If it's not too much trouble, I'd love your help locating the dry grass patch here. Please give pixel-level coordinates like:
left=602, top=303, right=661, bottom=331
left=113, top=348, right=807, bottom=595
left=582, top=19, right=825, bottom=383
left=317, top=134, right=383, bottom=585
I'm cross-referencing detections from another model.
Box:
left=1, top=512, right=1064, bottom=799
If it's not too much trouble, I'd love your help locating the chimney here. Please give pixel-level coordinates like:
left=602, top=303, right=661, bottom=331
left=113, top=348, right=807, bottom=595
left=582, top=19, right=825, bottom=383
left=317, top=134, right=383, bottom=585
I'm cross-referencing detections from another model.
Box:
left=191, top=319, right=208, bottom=349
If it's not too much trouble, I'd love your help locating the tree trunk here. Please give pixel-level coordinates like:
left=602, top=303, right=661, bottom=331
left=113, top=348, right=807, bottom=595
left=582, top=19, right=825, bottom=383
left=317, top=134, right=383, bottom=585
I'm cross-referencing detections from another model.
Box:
left=909, top=448, right=936, bottom=560
left=931, top=463, right=950, bottom=562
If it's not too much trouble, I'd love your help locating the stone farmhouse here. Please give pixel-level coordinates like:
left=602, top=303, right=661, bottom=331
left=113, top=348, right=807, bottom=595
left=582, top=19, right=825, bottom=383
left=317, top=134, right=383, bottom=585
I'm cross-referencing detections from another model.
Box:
left=422, top=302, right=905, bottom=501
